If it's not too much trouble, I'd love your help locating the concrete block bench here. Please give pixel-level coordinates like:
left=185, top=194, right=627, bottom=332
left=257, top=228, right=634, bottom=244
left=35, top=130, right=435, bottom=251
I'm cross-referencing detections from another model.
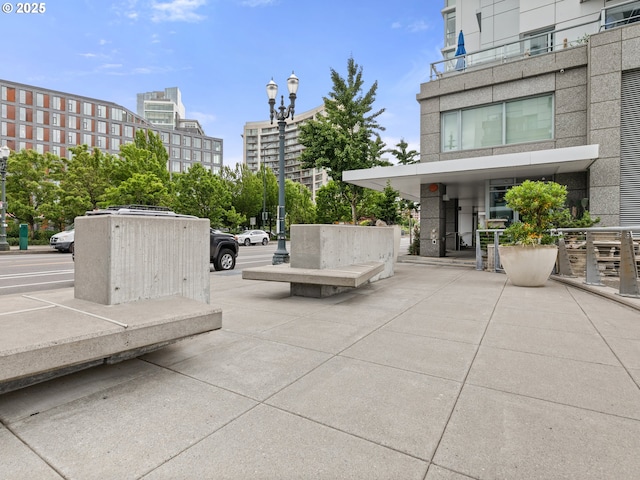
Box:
left=242, top=261, right=385, bottom=298
left=242, top=224, right=399, bottom=298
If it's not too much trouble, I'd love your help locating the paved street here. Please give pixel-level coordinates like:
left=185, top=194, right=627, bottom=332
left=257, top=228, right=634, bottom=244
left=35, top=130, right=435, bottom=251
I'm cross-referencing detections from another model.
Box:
left=1, top=259, right=639, bottom=479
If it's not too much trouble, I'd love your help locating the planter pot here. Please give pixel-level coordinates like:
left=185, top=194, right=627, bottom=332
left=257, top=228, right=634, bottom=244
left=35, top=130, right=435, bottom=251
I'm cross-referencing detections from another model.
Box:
left=498, top=245, right=558, bottom=287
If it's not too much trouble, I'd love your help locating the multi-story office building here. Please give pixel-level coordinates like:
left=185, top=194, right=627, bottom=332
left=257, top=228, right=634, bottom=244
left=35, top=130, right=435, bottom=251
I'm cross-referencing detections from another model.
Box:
left=0, top=80, right=223, bottom=175
left=243, top=105, right=329, bottom=198
left=344, top=0, right=640, bottom=257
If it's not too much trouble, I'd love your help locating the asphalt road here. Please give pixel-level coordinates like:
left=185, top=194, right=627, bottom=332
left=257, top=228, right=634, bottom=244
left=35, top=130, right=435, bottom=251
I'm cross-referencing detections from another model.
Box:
left=0, top=243, right=280, bottom=295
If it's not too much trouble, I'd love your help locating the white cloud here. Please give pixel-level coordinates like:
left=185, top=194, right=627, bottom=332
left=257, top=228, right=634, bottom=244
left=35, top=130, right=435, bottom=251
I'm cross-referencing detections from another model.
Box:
left=407, top=20, right=429, bottom=33
left=151, top=0, right=207, bottom=22
left=99, top=63, right=123, bottom=69
left=79, top=53, right=97, bottom=58
left=189, top=111, right=217, bottom=124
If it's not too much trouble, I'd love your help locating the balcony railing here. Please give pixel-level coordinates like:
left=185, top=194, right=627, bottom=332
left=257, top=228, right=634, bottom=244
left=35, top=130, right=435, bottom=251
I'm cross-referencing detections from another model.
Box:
left=431, top=1, right=640, bottom=81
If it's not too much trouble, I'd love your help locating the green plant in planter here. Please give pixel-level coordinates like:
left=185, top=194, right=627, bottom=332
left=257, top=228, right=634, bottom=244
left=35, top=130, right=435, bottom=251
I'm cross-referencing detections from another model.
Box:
left=503, top=180, right=567, bottom=246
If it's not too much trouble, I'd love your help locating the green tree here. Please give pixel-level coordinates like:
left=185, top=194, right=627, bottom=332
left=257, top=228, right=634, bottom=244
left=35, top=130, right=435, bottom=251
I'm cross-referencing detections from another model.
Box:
left=101, top=172, right=171, bottom=207
left=377, top=181, right=401, bottom=224
left=387, top=138, right=419, bottom=165
left=299, top=56, right=388, bottom=224
left=56, top=145, right=116, bottom=223
left=5, top=149, right=63, bottom=236
left=222, top=164, right=266, bottom=228
left=285, top=179, right=316, bottom=227
left=315, top=181, right=351, bottom=224
left=172, top=163, right=232, bottom=226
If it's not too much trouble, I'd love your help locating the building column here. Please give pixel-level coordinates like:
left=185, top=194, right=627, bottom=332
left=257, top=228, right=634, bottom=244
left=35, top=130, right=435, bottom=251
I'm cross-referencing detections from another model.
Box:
left=420, top=183, right=446, bottom=257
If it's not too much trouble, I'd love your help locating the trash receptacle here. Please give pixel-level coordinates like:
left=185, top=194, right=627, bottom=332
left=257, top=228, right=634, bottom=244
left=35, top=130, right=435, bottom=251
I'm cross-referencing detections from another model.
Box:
left=19, top=224, right=28, bottom=250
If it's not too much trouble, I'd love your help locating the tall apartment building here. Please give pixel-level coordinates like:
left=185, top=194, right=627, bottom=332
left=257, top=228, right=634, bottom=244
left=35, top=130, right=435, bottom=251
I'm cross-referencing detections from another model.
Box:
left=0, top=80, right=223, bottom=175
left=344, top=0, right=640, bottom=257
left=243, top=105, right=329, bottom=198
left=136, top=87, right=185, bottom=130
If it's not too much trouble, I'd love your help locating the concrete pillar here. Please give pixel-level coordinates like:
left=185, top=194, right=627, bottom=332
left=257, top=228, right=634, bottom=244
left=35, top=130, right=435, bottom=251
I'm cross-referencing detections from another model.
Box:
left=420, top=183, right=446, bottom=257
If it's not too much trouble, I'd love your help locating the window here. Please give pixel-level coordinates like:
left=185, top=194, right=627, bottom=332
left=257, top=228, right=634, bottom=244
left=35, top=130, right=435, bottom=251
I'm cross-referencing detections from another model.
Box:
left=111, top=123, right=120, bottom=135
left=19, top=125, right=26, bottom=138
left=52, top=113, right=59, bottom=125
left=36, top=110, right=44, bottom=124
left=183, top=149, right=191, bottom=160
left=171, top=161, right=181, bottom=172
left=36, top=93, right=45, bottom=107
left=193, top=137, right=201, bottom=148
left=111, top=108, right=123, bottom=121
left=52, top=129, right=61, bottom=143
left=441, top=94, right=553, bottom=152
left=97, top=136, right=106, bottom=148
left=68, top=99, right=77, bottom=112
left=83, top=119, right=91, bottom=131
left=203, top=139, right=211, bottom=150
left=172, top=134, right=181, bottom=145
left=203, top=151, right=211, bottom=162
left=111, top=138, right=120, bottom=150
left=97, top=105, right=106, bottom=118
left=68, top=116, right=77, bottom=129
left=68, top=132, right=76, bottom=144
left=19, top=107, right=26, bottom=121
left=1, top=121, right=5, bottom=135
left=0, top=104, right=5, bottom=119
left=172, top=147, right=180, bottom=158
left=213, top=140, right=221, bottom=151
left=19, top=89, right=27, bottom=104
left=183, top=136, right=191, bottom=147
left=213, top=153, right=221, bottom=164
left=36, top=127, right=44, bottom=141
left=52, top=145, right=60, bottom=156
left=97, top=121, right=106, bottom=134
left=160, top=132, right=168, bottom=142
left=523, top=28, right=554, bottom=56
left=445, top=11, right=456, bottom=48
left=52, top=96, right=61, bottom=110
left=36, top=144, right=44, bottom=154
left=83, top=134, right=92, bottom=146
left=83, top=102, right=93, bottom=115
left=124, top=125, right=133, bottom=138
left=192, top=150, right=201, bottom=161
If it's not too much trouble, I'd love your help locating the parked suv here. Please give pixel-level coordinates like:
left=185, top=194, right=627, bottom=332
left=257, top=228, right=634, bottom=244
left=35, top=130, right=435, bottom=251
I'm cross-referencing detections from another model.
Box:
left=81, top=205, right=239, bottom=271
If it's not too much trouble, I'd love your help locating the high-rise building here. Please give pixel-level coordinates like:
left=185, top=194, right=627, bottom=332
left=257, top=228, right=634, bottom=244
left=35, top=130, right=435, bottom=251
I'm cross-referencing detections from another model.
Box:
left=0, top=80, right=223, bottom=175
left=136, top=87, right=185, bottom=130
left=243, top=105, right=329, bottom=199
left=344, top=0, right=640, bottom=256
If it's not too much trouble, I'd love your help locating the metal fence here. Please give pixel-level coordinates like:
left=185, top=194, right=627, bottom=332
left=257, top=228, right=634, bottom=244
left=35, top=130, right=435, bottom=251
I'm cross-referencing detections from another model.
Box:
left=476, top=226, right=640, bottom=298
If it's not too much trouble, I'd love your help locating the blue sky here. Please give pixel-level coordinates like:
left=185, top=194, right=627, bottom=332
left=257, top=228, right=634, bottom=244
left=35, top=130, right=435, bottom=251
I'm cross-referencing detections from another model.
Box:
left=1, top=0, right=444, bottom=166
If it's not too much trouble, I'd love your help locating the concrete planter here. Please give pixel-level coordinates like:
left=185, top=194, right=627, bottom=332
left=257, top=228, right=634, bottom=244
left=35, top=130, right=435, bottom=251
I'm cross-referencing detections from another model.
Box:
left=498, top=245, right=558, bottom=287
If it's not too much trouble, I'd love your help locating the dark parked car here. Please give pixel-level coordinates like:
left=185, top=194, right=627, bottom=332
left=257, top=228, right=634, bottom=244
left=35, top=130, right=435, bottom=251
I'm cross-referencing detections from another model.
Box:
left=78, top=205, right=239, bottom=270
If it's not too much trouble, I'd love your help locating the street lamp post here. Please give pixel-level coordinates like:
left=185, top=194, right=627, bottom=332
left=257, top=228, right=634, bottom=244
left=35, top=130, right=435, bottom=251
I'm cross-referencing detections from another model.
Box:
left=267, top=72, right=298, bottom=265
left=0, top=145, right=10, bottom=251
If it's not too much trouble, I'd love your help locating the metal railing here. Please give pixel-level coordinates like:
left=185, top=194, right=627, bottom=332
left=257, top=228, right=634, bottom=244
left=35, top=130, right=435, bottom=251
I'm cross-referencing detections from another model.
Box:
left=431, top=1, right=640, bottom=82
left=556, top=226, right=640, bottom=298
left=475, top=226, right=640, bottom=298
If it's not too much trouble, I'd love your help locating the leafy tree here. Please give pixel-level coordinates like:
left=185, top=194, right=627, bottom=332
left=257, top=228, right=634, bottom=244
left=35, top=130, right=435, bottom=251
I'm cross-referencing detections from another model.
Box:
left=299, top=56, right=389, bottom=224
left=223, top=164, right=275, bottom=229
left=5, top=149, right=63, bottom=236
left=357, top=188, right=385, bottom=221
left=387, top=138, right=419, bottom=165
left=56, top=145, right=116, bottom=222
left=172, top=163, right=232, bottom=226
left=377, top=181, right=401, bottom=225
left=315, top=181, right=351, bottom=224
left=101, top=172, right=171, bottom=207
left=285, top=179, right=316, bottom=226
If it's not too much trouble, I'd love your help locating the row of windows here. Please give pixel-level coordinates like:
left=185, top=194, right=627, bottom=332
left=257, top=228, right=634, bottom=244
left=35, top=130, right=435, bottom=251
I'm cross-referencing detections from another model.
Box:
left=441, top=94, right=554, bottom=152
left=3, top=88, right=222, bottom=152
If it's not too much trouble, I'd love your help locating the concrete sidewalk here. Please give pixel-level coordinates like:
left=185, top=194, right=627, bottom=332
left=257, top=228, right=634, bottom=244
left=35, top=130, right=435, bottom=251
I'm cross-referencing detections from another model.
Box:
left=1, top=263, right=639, bottom=479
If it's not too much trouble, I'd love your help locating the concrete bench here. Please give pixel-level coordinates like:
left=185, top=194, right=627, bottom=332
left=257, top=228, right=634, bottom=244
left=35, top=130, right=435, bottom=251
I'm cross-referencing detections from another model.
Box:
left=242, top=261, right=385, bottom=298
left=242, top=224, right=399, bottom=298
left=0, top=291, right=221, bottom=394
left=0, top=214, right=222, bottom=394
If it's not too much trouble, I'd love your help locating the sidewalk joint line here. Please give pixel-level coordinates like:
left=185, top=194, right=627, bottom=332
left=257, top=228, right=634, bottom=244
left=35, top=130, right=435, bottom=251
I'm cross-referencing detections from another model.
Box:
left=21, top=294, right=129, bottom=328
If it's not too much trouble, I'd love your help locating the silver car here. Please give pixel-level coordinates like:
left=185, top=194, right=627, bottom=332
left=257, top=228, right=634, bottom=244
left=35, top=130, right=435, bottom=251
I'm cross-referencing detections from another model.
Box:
left=236, top=229, right=270, bottom=246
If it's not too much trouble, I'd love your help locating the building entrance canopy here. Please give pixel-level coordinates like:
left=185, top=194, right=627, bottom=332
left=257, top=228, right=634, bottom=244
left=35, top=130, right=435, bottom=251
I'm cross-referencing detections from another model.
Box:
left=342, top=145, right=599, bottom=202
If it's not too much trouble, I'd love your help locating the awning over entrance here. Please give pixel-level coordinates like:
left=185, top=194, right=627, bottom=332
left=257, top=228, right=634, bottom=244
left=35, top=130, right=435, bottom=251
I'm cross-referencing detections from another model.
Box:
left=342, top=145, right=599, bottom=202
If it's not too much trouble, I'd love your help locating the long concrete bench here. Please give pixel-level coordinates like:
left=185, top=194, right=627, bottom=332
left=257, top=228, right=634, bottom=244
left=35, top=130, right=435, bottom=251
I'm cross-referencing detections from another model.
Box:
left=242, top=261, right=385, bottom=298
left=0, top=290, right=221, bottom=394
left=1, top=214, right=222, bottom=393
left=242, top=224, right=399, bottom=298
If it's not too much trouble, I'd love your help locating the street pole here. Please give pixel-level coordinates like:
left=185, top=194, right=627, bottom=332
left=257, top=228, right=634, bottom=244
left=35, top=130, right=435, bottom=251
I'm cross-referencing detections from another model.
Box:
left=0, top=145, right=10, bottom=251
left=266, top=72, right=298, bottom=265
